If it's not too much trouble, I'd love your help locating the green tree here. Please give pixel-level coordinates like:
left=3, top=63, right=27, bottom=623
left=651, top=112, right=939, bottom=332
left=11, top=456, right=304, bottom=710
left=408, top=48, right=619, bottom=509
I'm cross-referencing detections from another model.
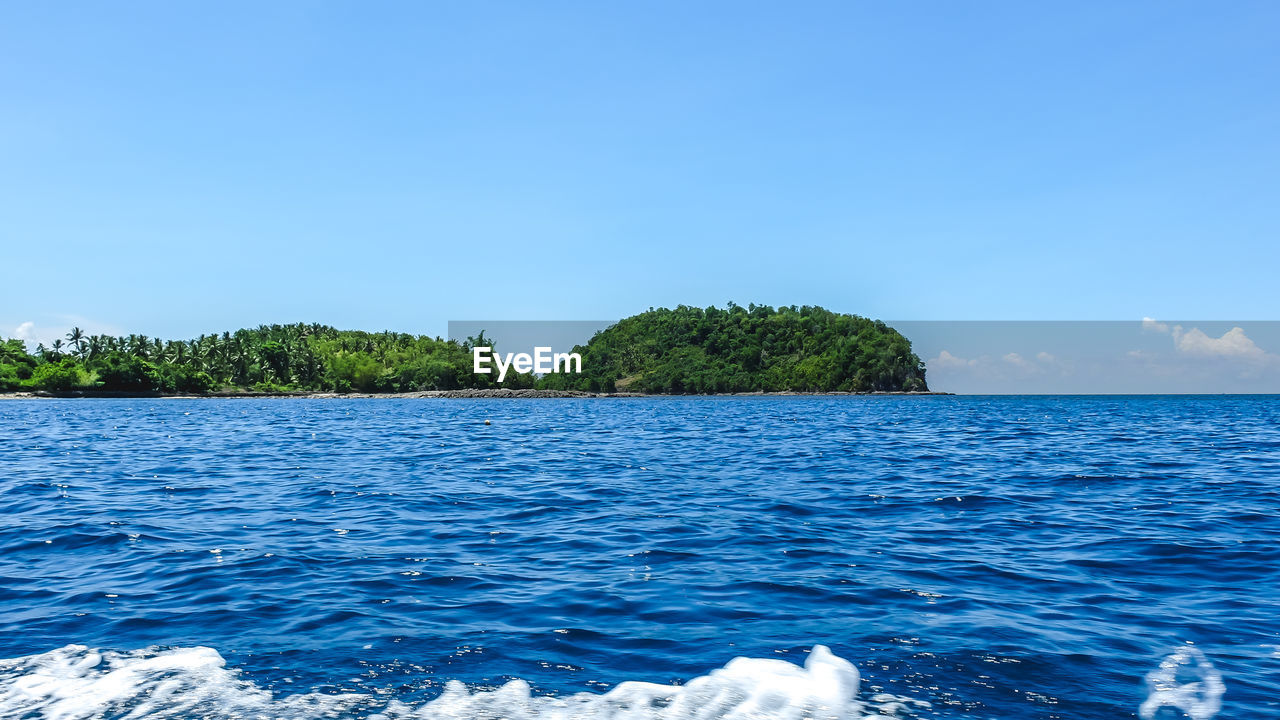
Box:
left=91, top=352, right=162, bottom=392
left=27, top=358, right=91, bottom=392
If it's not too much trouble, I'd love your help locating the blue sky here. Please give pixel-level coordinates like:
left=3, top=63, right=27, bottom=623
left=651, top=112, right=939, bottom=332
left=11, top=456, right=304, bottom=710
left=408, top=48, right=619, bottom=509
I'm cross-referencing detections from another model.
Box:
left=2, top=2, right=1278, bottom=347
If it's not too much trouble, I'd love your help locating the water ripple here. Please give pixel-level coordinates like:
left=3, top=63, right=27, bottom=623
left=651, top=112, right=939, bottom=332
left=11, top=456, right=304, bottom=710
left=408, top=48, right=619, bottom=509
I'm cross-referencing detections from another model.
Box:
left=1, top=396, right=1278, bottom=718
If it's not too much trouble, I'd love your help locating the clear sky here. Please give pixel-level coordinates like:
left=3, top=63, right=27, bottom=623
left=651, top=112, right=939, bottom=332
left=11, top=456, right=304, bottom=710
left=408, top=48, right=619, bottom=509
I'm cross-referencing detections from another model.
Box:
left=2, top=2, right=1277, bottom=346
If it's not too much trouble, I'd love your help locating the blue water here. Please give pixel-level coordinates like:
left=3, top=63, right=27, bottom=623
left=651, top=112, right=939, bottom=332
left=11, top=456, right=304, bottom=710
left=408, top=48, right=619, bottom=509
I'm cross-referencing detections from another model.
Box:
left=1, top=396, right=1277, bottom=718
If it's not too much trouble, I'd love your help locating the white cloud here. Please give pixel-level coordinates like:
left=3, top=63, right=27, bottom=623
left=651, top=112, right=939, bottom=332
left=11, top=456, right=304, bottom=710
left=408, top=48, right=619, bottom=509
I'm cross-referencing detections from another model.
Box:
left=931, top=350, right=973, bottom=369
left=1003, top=352, right=1028, bottom=367
left=1135, top=320, right=1274, bottom=371
left=928, top=349, right=1069, bottom=387
left=933, top=350, right=1061, bottom=373
left=1171, top=325, right=1267, bottom=360
left=10, top=321, right=62, bottom=350
left=1143, top=317, right=1170, bottom=333
left=6, top=316, right=123, bottom=351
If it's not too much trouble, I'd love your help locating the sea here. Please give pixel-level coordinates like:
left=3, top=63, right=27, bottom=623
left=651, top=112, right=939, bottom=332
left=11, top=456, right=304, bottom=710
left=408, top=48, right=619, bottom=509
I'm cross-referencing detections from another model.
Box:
left=0, top=396, right=1276, bottom=719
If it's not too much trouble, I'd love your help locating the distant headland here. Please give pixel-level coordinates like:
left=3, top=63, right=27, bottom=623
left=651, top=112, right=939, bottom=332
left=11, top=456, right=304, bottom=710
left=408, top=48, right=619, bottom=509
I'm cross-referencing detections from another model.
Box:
left=1, top=304, right=934, bottom=397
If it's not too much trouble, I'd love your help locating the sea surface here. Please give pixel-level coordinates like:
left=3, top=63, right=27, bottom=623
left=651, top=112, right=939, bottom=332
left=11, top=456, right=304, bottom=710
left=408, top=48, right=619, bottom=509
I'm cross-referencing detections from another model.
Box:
left=0, top=396, right=1277, bottom=719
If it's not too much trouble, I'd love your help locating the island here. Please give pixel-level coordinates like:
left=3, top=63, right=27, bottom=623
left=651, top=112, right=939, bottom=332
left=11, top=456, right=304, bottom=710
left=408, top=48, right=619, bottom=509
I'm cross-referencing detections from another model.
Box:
left=1, top=304, right=931, bottom=396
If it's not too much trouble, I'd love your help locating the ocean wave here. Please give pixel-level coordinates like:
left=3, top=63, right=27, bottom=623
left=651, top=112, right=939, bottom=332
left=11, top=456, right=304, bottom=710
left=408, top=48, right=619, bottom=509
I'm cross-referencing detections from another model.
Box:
left=1, top=396, right=1266, bottom=717
left=0, top=644, right=931, bottom=720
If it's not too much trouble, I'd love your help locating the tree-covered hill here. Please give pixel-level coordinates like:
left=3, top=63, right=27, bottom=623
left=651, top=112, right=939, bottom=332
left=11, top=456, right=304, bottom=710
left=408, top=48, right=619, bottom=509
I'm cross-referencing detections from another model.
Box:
left=538, top=304, right=927, bottom=393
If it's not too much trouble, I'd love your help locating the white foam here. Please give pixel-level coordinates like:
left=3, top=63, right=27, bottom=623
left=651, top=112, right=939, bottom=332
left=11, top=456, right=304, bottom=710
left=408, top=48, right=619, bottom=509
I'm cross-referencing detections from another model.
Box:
left=1138, top=646, right=1224, bottom=720
left=0, top=644, right=925, bottom=720
left=0, top=644, right=366, bottom=719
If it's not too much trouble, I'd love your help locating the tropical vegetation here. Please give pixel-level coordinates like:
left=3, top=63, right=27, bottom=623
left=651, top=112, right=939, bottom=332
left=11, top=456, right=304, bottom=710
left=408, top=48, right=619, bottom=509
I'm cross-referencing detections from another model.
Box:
left=0, top=305, right=927, bottom=394
left=0, top=325, right=532, bottom=394
left=539, top=304, right=927, bottom=393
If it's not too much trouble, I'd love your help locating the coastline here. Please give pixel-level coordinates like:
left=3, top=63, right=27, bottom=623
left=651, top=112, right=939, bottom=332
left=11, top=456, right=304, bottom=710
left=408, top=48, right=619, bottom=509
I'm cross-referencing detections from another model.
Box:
left=0, top=389, right=953, bottom=399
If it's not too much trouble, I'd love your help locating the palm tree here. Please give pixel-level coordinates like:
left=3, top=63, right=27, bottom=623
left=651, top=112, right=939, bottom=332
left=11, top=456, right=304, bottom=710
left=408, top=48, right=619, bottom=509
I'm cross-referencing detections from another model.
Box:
left=67, top=327, right=86, bottom=357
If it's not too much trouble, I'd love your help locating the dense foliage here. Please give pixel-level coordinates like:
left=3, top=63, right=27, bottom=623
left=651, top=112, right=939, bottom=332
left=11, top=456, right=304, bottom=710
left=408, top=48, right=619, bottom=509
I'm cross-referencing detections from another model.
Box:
left=538, top=304, right=928, bottom=393
left=0, top=306, right=926, bottom=394
left=0, top=324, right=533, bottom=394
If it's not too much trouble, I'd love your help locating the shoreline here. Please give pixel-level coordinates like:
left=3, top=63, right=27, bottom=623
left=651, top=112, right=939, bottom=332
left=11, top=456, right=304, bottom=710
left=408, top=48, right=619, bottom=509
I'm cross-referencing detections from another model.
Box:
left=0, top=389, right=953, bottom=399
